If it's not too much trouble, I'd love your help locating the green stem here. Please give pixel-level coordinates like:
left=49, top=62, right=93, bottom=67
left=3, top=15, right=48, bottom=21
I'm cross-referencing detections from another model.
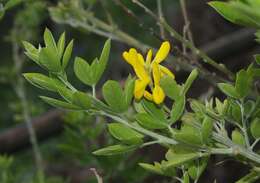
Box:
left=92, top=85, right=96, bottom=98
left=213, top=132, right=260, bottom=164
left=100, top=112, right=178, bottom=145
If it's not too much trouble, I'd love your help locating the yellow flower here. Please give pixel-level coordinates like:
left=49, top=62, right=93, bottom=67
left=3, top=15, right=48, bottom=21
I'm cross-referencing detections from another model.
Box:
left=122, top=41, right=174, bottom=104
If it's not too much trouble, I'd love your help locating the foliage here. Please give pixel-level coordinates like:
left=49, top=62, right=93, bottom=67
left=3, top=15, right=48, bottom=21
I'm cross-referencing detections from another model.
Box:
left=23, top=26, right=260, bottom=182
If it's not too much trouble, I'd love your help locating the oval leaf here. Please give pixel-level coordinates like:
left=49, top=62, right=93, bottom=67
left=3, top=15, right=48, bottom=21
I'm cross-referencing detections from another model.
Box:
left=102, top=80, right=127, bottom=113
left=93, top=144, right=136, bottom=156
left=135, top=113, right=167, bottom=130
left=108, top=123, right=143, bottom=144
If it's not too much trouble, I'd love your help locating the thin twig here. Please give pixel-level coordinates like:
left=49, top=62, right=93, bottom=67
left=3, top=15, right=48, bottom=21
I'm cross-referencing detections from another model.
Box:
left=157, top=0, right=166, bottom=39
left=12, top=39, right=44, bottom=179
left=180, top=0, right=195, bottom=48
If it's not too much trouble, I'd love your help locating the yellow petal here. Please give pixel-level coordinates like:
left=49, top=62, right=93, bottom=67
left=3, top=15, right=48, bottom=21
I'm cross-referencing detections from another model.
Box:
left=152, top=62, right=160, bottom=85
left=160, top=65, right=175, bottom=79
left=122, top=51, right=133, bottom=65
left=134, top=79, right=148, bottom=100
left=137, top=53, right=145, bottom=65
left=144, top=91, right=153, bottom=101
left=128, top=48, right=138, bottom=65
left=146, top=49, right=153, bottom=65
left=154, top=41, right=170, bottom=63
left=134, top=62, right=150, bottom=81
left=152, top=85, right=165, bottom=104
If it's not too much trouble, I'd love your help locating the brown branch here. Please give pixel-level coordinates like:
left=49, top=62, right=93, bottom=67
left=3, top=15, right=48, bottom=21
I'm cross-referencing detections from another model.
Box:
left=0, top=110, right=64, bottom=154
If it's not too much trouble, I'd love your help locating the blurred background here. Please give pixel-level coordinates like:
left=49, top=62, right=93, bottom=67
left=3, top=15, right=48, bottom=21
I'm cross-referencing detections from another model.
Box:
left=0, top=0, right=259, bottom=182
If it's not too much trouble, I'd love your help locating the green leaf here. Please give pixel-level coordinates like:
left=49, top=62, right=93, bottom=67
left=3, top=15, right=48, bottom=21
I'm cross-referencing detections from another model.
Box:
left=250, top=118, right=260, bottom=139
left=232, top=129, right=245, bottom=146
left=141, top=99, right=167, bottom=122
left=183, top=69, right=198, bottom=94
left=215, top=98, right=223, bottom=115
left=162, top=153, right=201, bottom=170
left=72, top=91, right=92, bottom=109
left=189, top=99, right=206, bottom=115
left=174, top=125, right=203, bottom=145
left=39, top=47, right=61, bottom=72
left=40, top=96, right=80, bottom=110
left=62, top=39, right=73, bottom=69
left=183, top=172, right=190, bottom=183
left=23, top=73, right=63, bottom=91
left=102, top=80, right=127, bottom=113
left=139, top=162, right=163, bottom=175
left=170, top=95, right=185, bottom=124
left=201, top=116, right=214, bottom=143
left=93, top=144, right=136, bottom=156
left=95, top=39, right=111, bottom=82
left=208, top=1, right=260, bottom=28
left=23, top=41, right=39, bottom=64
left=254, top=54, right=260, bottom=65
left=108, top=123, right=143, bottom=144
left=135, top=113, right=167, bottom=130
left=188, top=157, right=208, bottom=180
left=160, top=76, right=181, bottom=101
left=57, top=32, right=65, bottom=59
left=57, top=87, right=74, bottom=102
left=231, top=101, right=242, bottom=123
left=74, top=57, right=93, bottom=86
left=215, top=98, right=229, bottom=116
left=235, top=69, right=252, bottom=98
left=44, top=28, right=57, bottom=51
left=124, top=75, right=135, bottom=107
left=218, top=83, right=240, bottom=98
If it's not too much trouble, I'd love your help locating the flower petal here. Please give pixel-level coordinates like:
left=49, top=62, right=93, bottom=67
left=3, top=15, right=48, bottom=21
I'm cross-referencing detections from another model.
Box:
left=154, top=41, right=170, bottom=63
left=134, top=79, right=149, bottom=100
left=134, top=62, right=150, bottom=81
left=137, top=53, right=145, bottom=65
left=152, top=85, right=165, bottom=104
left=152, top=62, right=160, bottom=85
left=160, top=65, right=175, bottom=79
left=146, top=49, right=153, bottom=65
left=122, top=51, right=133, bottom=65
